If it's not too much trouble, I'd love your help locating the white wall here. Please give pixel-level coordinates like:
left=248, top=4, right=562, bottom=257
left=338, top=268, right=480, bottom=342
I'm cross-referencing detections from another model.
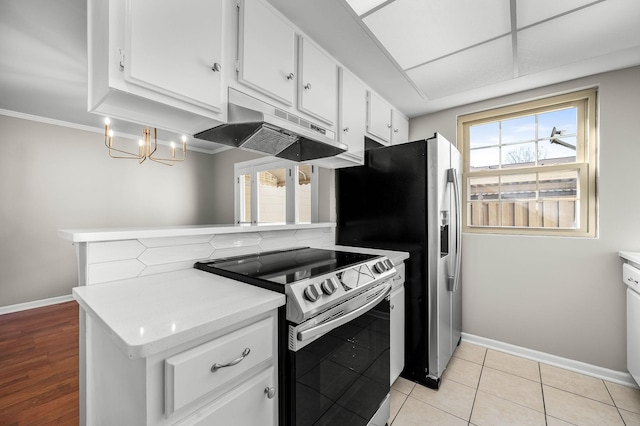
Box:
left=0, top=115, right=217, bottom=307
left=410, top=66, right=640, bottom=372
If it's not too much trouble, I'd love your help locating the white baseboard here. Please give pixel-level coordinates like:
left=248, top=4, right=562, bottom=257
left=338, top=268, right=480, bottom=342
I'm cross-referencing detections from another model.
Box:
left=462, top=332, right=639, bottom=389
left=0, top=294, right=75, bottom=315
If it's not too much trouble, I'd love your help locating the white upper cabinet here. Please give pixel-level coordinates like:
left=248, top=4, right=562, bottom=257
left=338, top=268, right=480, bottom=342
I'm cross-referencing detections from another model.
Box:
left=125, top=0, right=223, bottom=112
left=367, top=91, right=392, bottom=145
left=298, top=37, right=338, bottom=125
left=339, top=69, right=366, bottom=163
left=87, top=0, right=227, bottom=134
left=391, top=108, right=410, bottom=144
left=237, top=0, right=296, bottom=106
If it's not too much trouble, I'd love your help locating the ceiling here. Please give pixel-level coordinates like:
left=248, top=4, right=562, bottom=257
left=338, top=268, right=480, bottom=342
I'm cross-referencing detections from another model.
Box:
left=268, top=0, right=640, bottom=117
left=0, top=0, right=639, bottom=153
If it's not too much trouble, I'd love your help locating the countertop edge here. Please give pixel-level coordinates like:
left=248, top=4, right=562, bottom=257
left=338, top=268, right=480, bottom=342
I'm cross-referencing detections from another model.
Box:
left=59, top=222, right=336, bottom=243
left=620, top=251, right=640, bottom=269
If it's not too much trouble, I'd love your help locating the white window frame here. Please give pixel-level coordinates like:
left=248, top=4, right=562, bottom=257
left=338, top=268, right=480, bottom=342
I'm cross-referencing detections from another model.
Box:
left=234, top=157, right=319, bottom=224
left=457, top=88, right=598, bottom=237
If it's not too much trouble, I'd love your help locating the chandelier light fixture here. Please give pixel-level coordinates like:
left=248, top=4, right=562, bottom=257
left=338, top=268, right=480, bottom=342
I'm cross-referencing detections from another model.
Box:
left=104, top=118, right=187, bottom=166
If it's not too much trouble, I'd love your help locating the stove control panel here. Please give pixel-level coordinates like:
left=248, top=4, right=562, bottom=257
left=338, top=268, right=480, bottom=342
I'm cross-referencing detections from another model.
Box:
left=286, top=255, right=397, bottom=324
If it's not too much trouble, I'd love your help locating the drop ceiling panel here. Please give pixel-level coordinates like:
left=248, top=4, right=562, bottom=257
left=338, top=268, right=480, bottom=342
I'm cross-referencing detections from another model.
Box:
left=515, top=0, right=597, bottom=28
left=407, top=35, right=513, bottom=100
left=517, top=0, right=640, bottom=76
left=362, top=0, right=511, bottom=69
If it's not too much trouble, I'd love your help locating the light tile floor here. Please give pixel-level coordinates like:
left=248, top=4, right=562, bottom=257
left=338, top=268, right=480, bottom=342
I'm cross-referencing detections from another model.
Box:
left=389, top=342, right=640, bottom=425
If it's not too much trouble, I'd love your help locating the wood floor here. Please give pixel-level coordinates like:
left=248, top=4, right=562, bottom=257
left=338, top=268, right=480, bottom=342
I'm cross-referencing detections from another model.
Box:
left=0, top=301, right=79, bottom=425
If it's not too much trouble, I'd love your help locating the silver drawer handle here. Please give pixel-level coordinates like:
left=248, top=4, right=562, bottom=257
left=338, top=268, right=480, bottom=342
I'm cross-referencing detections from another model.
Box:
left=628, top=277, right=639, bottom=284
left=210, top=348, right=250, bottom=372
left=264, top=387, right=276, bottom=399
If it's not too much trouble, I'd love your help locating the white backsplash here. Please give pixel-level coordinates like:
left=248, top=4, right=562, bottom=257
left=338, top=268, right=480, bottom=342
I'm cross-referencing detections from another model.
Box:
left=81, top=226, right=336, bottom=285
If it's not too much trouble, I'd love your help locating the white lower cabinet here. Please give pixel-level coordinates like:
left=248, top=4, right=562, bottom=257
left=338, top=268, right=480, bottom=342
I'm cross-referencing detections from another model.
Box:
left=84, top=310, right=278, bottom=426
left=390, top=263, right=406, bottom=384
left=177, top=366, right=276, bottom=426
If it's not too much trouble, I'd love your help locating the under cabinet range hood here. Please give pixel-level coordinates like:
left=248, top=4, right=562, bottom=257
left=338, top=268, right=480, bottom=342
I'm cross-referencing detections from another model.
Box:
left=194, top=89, right=348, bottom=161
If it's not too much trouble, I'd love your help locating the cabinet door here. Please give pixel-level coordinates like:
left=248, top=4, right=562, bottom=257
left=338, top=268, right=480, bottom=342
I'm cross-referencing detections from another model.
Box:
left=367, top=91, right=392, bottom=144
left=177, top=366, right=277, bottom=426
left=238, top=0, right=296, bottom=106
left=390, top=287, right=405, bottom=384
left=391, top=109, right=409, bottom=145
left=340, top=69, right=366, bottom=162
left=298, top=37, right=338, bottom=125
left=125, top=0, right=223, bottom=112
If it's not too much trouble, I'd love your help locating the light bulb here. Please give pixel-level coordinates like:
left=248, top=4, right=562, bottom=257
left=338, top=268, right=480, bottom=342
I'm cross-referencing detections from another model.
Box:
left=104, top=117, right=110, bottom=125
left=181, top=135, right=187, bottom=143
left=170, top=142, right=176, bottom=149
left=108, top=130, right=114, bottom=137
left=138, top=140, right=144, bottom=146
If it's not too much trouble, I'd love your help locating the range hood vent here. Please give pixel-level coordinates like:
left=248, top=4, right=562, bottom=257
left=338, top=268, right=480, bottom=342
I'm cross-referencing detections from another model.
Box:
left=194, top=89, right=348, bottom=162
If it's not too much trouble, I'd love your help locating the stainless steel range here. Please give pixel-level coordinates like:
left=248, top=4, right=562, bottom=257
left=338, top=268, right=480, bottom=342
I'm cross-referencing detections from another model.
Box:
left=195, top=247, right=396, bottom=426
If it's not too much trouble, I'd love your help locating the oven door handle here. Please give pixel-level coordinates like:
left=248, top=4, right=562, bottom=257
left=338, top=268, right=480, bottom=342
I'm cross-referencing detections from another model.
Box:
left=297, top=282, right=392, bottom=343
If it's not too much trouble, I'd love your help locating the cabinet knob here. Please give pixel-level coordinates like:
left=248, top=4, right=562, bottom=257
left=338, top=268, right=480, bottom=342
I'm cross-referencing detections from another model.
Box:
left=304, top=83, right=312, bottom=90
left=394, top=128, right=399, bottom=133
left=387, top=124, right=392, bottom=128
left=286, top=73, right=295, bottom=80
left=343, top=127, right=350, bottom=132
left=264, top=387, right=276, bottom=399
left=211, top=63, right=221, bottom=72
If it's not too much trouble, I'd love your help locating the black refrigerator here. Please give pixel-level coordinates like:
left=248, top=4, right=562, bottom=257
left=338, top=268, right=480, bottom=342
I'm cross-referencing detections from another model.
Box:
left=336, top=133, right=462, bottom=389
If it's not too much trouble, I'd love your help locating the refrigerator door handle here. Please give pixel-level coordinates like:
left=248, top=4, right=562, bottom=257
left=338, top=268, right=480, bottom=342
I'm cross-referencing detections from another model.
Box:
left=447, top=168, right=462, bottom=292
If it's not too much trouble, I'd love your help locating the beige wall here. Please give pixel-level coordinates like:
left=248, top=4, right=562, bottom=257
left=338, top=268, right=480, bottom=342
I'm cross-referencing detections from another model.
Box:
left=0, top=115, right=220, bottom=307
left=410, top=66, right=640, bottom=372
left=0, top=115, right=335, bottom=308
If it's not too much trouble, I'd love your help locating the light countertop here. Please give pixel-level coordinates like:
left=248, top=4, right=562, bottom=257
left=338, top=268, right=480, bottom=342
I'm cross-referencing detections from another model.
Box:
left=620, top=251, right=640, bottom=268
left=73, top=269, right=285, bottom=359
left=59, top=222, right=336, bottom=243
left=331, top=245, right=409, bottom=266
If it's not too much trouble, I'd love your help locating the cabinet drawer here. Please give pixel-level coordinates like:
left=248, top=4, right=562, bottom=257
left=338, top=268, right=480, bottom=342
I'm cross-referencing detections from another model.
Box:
left=623, top=263, right=640, bottom=294
left=391, top=263, right=405, bottom=291
left=165, top=316, right=274, bottom=415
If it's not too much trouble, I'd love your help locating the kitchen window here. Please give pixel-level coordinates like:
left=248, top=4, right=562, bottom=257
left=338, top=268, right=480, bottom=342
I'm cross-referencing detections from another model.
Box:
left=457, top=88, right=597, bottom=237
left=234, top=158, right=318, bottom=224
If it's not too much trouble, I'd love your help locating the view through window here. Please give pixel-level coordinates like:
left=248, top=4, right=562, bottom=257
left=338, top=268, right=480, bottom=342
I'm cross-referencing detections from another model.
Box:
left=458, top=89, right=597, bottom=236
left=235, top=159, right=317, bottom=225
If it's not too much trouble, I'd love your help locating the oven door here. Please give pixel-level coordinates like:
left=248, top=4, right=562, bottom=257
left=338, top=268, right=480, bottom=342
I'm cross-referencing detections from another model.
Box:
left=286, top=282, right=391, bottom=426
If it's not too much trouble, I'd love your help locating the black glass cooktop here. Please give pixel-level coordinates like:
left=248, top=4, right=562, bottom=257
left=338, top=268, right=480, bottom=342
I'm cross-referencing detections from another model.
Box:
left=194, top=247, right=379, bottom=292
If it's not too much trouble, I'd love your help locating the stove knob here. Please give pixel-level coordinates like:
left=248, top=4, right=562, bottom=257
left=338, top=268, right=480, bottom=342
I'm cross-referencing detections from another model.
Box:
left=384, top=259, right=394, bottom=269
left=321, top=279, right=337, bottom=295
left=304, top=284, right=321, bottom=302
left=374, top=262, right=387, bottom=273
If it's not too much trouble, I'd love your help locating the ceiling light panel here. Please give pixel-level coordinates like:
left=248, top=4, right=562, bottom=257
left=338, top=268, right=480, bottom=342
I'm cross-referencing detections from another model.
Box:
left=344, top=0, right=388, bottom=16
left=517, top=0, right=640, bottom=76
left=362, top=0, right=511, bottom=70
left=516, top=0, right=597, bottom=28
left=407, top=35, right=513, bottom=100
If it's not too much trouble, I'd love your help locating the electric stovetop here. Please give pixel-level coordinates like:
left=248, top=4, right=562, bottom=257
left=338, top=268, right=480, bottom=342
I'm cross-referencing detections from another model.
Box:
left=194, top=247, right=379, bottom=292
